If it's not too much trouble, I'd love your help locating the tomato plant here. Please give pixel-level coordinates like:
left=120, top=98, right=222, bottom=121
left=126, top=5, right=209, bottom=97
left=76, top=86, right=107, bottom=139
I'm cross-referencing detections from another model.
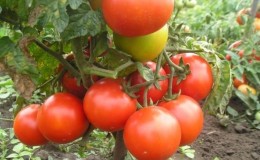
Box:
left=61, top=71, right=87, bottom=99
left=83, top=78, right=137, bottom=132
left=37, top=93, right=89, bottom=144
left=102, top=0, right=174, bottom=36
left=13, top=104, right=48, bottom=146
left=159, top=95, right=204, bottom=146
left=113, top=25, right=168, bottom=62
left=123, top=106, right=181, bottom=160
left=129, top=61, right=168, bottom=105
left=163, top=53, right=213, bottom=101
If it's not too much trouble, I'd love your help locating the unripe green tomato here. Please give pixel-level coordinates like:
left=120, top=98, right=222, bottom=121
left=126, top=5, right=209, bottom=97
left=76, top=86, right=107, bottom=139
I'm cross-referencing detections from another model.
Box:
left=184, top=0, right=197, bottom=8
left=113, top=25, right=168, bottom=62
left=175, top=0, right=184, bottom=10
left=255, top=111, right=260, bottom=121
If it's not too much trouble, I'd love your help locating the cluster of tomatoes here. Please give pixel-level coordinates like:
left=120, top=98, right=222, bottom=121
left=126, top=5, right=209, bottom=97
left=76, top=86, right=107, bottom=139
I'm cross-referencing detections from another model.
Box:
left=13, top=0, right=215, bottom=159
left=225, top=40, right=258, bottom=96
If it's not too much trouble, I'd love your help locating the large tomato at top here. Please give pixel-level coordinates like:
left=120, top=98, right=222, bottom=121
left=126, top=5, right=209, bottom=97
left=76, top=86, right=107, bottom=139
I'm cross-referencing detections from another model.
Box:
left=37, top=93, right=89, bottom=144
left=102, top=0, right=174, bottom=37
left=159, top=95, right=204, bottom=146
left=123, top=106, right=181, bottom=160
left=113, top=25, right=168, bottom=62
left=61, top=71, right=87, bottom=99
left=13, top=104, right=48, bottom=146
left=129, top=61, right=168, bottom=105
left=83, top=78, right=137, bottom=132
left=163, top=53, right=213, bottom=101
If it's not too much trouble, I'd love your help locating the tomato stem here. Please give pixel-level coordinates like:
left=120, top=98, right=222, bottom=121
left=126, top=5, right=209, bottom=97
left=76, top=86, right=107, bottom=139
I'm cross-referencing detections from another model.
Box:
left=163, top=50, right=184, bottom=72
left=243, top=0, right=259, bottom=38
left=0, top=118, right=13, bottom=122
left=33, top=39, right=81, bottom=78
left=165, top=46, right=203, bottom=53
left=113, top=131, right=127, bottom=160
left=172, top=9, right=181, bottom=21
left=155, top=53, right=163, bottom=78
left=142, top=84, right=150, bottom=107
left=72, top=37, right=92, bottom=88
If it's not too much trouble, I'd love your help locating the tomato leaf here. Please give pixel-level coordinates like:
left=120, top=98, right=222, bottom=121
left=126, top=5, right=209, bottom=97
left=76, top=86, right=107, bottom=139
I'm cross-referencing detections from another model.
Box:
left=35, top=0, right=69, bottom=33
left=0, top=36, right=15, bottom=58
left=90, top=32, right=109, bottom=61
left=227, top=106, right=239, bottom=117
left=202, top=54, right=233, bottom=114
left=61, top=3, right=105, bottom=41
left=68, top=0, right=83, bottom=10
left=136, top=62, right=154, bottom=82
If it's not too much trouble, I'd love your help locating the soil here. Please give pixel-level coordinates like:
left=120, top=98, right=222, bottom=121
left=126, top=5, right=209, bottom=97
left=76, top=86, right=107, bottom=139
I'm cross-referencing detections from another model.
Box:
left=1, top=98, right=260, bottom=160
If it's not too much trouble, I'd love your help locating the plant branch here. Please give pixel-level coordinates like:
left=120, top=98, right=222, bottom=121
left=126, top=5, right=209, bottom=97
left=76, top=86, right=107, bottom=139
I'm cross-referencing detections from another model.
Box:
left=165, top=47, right=203, bottom=53
left=71, top=37, right=91, bottom=88
left=113, top=131, right=127, bottom=160
left=33, top=39, right=80, bottom=77
left=163, top=50, right=184, bottom=72
left=0, top=16, right=21, bottom=26
left=0, top=118, right=13, bottom=122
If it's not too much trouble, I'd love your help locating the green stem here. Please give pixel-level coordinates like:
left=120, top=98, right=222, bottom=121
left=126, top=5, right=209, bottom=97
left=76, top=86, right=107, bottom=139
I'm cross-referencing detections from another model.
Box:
left=71, top=37, right=91, bottom=88
left=244, top=0, right=259, bottom=38
left=0, top=118, right=13, bottom=122
left=33, top=39, right=80, bottom=77
left=142, top=84, right=151, bottom=107
left=165, top=47, right=203, bottom=53
left=173, top=9, right=181, bottom=21
left=0, top=16, right=21, bottom=27
left=163, top=50, right=184, bottom=72
left=155, top=53, right=163, bottom=78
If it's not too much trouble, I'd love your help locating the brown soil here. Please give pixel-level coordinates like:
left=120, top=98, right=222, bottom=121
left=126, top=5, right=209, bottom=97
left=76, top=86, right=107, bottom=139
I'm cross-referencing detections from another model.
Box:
left=1, top=98, right=260, bottom=160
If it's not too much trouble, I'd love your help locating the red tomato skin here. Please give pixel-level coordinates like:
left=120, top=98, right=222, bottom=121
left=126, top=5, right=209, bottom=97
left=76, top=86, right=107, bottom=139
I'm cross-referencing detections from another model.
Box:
left=62, top=72, right=87, bottom=99
left=159, top=95, right=204, bottom=146
left=129, top=61, right=168, bottom=105
left=102, top=0, right=174, bottom=37
left=123, top=106, right=181, bottom=160
left=163, top=53, right=213, bottom=101
left=83, top=78, right=137, bottom=132
left=13, top=104, right=48, bottom=146
left=37, top=93, right=89, bottom=144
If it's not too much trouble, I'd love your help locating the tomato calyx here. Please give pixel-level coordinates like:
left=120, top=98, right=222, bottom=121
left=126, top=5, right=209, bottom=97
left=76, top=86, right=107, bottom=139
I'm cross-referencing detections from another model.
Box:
left=163, top=52, right=191, bottom=83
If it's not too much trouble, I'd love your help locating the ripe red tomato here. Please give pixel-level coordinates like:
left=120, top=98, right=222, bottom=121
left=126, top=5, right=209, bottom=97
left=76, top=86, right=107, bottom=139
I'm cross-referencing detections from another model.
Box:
left=13, top=104, right=48, bottom=146
left=159, top=95, right=204, bottom=146
left=163, top=53, right=213, bottom=101
left=113, top=25, right=168, bottom=62
left=83, top=78, right=137, bottom=132
left=123, top=106, right=181, bottom=160
left=61, top=72, right=87, bottom=99
left=37, top=93, right=89, bottom=144
left=233, top=74, right=247, bottom=88
left=102, top=0, right=174, bottom=36
left=129, top=61, right=168, bottom=105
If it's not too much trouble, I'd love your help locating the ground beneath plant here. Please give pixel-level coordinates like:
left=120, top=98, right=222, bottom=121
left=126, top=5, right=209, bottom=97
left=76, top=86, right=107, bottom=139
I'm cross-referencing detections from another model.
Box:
left=1, top=98, right=260, bottom=160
